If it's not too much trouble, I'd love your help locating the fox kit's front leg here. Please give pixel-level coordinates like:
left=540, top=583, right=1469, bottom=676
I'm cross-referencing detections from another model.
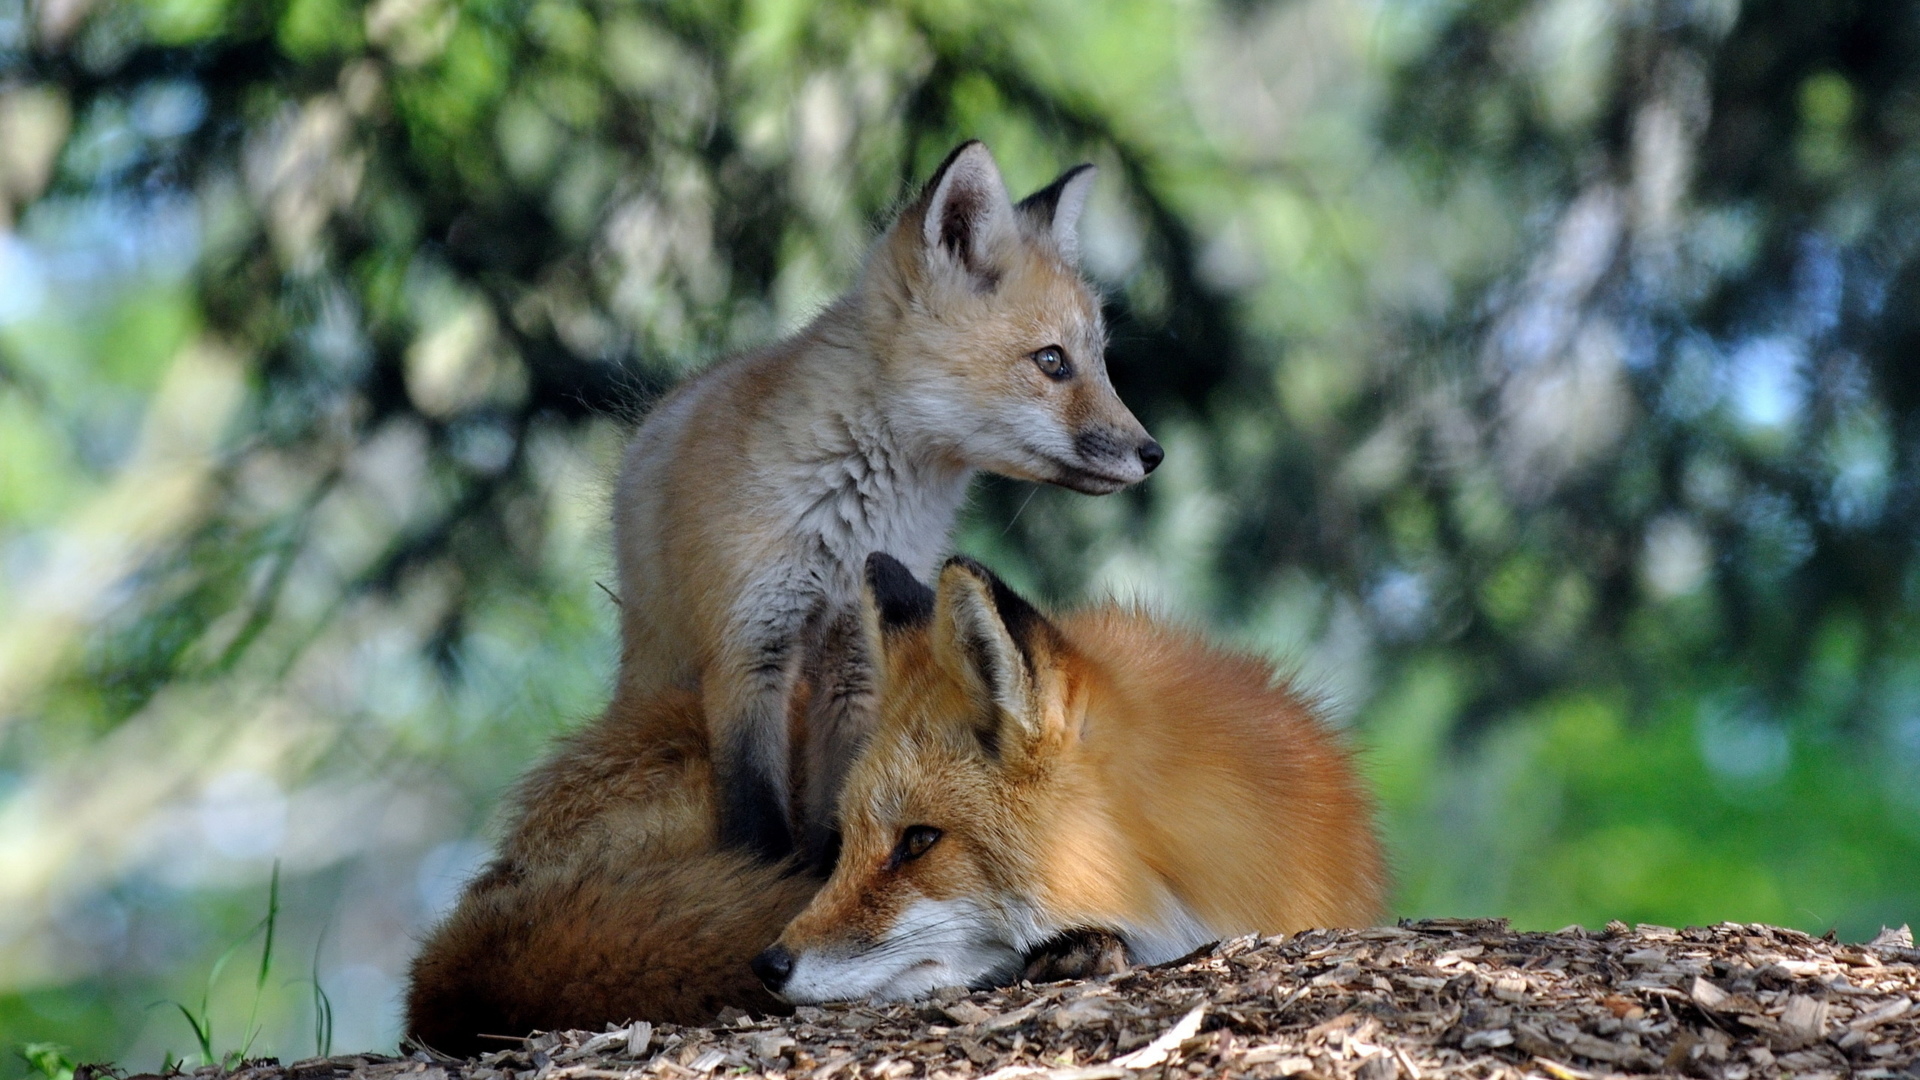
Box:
left=706, top=600, right=811, bottom=861
left=796, top=607, right=878, bottom=871
left=795, top=553, right=946, bottom=869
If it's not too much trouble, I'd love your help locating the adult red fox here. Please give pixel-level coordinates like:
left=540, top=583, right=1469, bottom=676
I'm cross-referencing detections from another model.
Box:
left=403, top=558, right=1125, bottom=1054
left=752, top=556, right=1385, bottom=1003
left=612, top=141, right=1160, bottom=864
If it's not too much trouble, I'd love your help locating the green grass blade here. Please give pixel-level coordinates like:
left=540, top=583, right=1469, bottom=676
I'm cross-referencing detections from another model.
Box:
left=237, top=861, right=282, bottom=1062
left=256, top=862, right=280, bottom=990
left=172, top=1001, right=214, bottom=1064
left=310, top=926, right=333, bottom=1058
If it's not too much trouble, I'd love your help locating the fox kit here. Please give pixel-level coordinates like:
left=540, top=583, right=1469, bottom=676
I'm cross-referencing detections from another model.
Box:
left=752, top=555, right=1385, bottom=1004
left=404, top=686, right=819, bottom=1056
left=614, top=141, right=1160, bottom=862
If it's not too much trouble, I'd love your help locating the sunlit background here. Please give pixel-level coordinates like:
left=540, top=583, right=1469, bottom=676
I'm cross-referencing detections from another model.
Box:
left=2, top=0, right=1918, bottom=1071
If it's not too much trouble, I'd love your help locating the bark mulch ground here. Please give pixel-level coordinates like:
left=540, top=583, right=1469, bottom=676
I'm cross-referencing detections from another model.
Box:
left=89, top=921, right=1920, bottom=1080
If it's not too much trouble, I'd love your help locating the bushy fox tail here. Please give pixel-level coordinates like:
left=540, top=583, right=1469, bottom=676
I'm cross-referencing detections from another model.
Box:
left=405, top=847, right=816, bottom=1056
left=406, top=684, right=820, bottom=1054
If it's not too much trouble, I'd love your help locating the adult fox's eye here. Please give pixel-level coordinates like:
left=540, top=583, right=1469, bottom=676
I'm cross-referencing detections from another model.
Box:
left=893, top=825, right=943, bottom=865
left=1031, top=346, right=1072, bottom=381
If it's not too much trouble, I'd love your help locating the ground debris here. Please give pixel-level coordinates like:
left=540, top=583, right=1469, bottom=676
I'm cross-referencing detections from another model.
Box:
left=95, top=924, right=1920, bottom=1080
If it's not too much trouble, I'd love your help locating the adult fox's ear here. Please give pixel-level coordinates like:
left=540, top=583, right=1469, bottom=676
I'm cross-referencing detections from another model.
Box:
left=918, top=141, right=1015, bottom=280
left=1017, top=163, right=1095, bottom=262
left=932, top=556, right=1056, bottom=757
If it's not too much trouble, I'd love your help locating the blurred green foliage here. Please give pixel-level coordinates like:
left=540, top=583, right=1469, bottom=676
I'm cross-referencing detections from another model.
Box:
left=1, top=0, right=1917, bottom=1070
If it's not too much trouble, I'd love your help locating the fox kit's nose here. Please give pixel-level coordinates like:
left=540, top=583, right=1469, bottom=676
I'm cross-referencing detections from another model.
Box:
left=1137, top=440, right=1164, bottom=474
left=751, top=944, right=794, bottom=992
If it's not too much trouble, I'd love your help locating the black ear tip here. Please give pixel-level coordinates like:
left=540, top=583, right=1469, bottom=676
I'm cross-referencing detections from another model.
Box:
left=925, top=140, right=989, bottom=191
left=940, top=556, right=1043, bottom=640
left=1018, top=163, right=1099, bottom=218
left=866, top=551, right=910, bottom=579
left=941, top=554, right=996, bottom=586
left=866, top=552, right=936, bottom=629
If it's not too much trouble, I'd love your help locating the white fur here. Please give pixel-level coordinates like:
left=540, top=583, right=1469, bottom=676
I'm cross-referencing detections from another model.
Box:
left=780, top=882, right=1214, bottom=1004
left=921, top=143, right=1017, bottom=260
left=1044, top=166, right=1095, bottom=261
left=1118, top=895, right=1217, bottom=966
left=781, top=895, right=1035, bottom=1004
left=943, top=574, right=1034, bottom=720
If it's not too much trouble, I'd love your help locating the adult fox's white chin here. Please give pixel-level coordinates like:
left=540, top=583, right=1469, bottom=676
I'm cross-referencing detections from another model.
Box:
left=870, top=955, right=1004, bottom=1002
left=781, top=897, right=1025, bottom=1003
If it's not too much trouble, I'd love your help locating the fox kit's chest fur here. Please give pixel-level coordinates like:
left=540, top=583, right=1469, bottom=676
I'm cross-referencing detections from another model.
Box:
left=766, top=394, right=972, bottom=589
left=628, top=354, right=972, bottom=612
left=611, top=142, right=1160, bottom=863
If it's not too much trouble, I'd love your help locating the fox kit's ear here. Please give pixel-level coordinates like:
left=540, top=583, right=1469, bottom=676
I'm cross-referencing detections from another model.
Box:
left=933, top=556, right=1054, bottom=755
left=919, top=141, right=1015, bottom=279
left=1017, top=164, right=1096, bottom=263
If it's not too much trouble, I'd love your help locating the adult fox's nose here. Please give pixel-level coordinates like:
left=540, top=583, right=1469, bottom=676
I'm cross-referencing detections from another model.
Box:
left=751, top=944, right=794, bottom=992
left=1138, top=440, right=1164, bottom=474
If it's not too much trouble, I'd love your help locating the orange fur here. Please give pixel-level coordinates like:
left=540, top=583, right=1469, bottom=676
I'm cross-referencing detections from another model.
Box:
left=767, top=559, right=1384, bottom=1002
left=404, top=690, right=818, bottom=1056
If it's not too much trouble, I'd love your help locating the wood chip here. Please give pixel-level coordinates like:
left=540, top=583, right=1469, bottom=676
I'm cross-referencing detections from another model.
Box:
left=1777, top=995, right=1829, bottom=1048
left=1868, top=926, right=1914, bottom=950
left=942, top=1001, right=994, bottom=1027
left=1691, top=976, right=1730, bottom=1010
left=810, top=1053, right=857, bottom=1080
left=979, top=1002, right=1043, bottom=1033
left=1490, top=977, right=1528, bottom=1003
left=1459, top=1029, right=1512, bottom=1050
left=1355, top=1051, right=1398, bottom=1080
left=1851, top=998, right=1912, bottom=1030
left=1109, top=1004, right=1206, bottom=1069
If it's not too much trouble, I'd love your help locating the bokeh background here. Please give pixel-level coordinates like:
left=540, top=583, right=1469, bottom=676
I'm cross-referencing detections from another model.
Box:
left=2, top=0, right=1918, bottom=1070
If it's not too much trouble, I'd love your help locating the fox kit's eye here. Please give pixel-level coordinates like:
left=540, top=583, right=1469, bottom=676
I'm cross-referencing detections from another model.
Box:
left=1031, top=346, right=1072, bottom=381
left=890, top=825, right=943, bottom=867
